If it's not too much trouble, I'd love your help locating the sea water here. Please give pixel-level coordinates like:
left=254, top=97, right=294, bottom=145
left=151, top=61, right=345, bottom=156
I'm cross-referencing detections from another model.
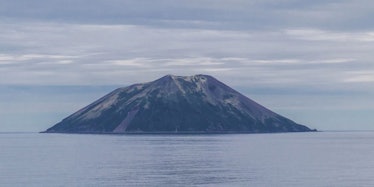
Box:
left=1, top=132, right=374, bottom=187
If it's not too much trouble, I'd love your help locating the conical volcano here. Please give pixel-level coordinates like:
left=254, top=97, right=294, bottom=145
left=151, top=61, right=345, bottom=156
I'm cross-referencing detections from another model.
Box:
left=44, top=74, right=313, bottom=133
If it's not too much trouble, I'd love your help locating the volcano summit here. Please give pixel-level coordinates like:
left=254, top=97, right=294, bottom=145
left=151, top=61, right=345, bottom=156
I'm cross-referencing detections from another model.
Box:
left=44, top=75, right=313, bottom=134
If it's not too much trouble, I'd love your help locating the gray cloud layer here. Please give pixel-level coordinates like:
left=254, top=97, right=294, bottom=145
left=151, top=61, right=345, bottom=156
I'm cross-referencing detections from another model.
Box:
left=0, top=23, right=373, bottom=87
left=1, top=0, right=374, bottom=30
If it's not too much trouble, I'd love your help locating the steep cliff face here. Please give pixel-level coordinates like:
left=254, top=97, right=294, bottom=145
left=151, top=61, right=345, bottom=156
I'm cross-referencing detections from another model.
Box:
left=44, top=74, right=313, bottom=133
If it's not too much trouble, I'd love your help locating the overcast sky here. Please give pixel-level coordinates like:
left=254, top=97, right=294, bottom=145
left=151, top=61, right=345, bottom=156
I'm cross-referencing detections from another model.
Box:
left=1, top=0, right=373, bottom=132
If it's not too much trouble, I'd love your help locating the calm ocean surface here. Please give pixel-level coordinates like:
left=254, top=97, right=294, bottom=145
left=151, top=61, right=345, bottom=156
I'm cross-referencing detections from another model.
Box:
left=1, top=132, right=374, bottom=187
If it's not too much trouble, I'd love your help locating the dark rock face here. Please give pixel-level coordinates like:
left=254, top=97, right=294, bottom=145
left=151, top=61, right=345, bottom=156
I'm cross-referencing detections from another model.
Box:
left=44, top=74, right=314, bottom=133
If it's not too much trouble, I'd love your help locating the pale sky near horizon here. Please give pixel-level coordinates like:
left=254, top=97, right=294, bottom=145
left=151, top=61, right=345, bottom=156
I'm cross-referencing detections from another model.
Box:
left=1, top=0, right=374, bottom=132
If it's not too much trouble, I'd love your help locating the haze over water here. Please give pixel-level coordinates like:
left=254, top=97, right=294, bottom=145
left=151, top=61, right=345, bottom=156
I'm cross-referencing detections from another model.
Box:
left=1, top=132, right=374, bottom=186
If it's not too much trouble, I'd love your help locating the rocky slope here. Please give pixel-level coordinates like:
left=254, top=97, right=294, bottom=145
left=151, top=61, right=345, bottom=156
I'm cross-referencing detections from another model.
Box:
left=44, top=74, right=314, bottom=133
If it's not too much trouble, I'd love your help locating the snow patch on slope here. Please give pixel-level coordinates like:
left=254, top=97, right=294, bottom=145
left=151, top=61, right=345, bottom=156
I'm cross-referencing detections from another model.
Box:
left=171, top=76, right=186, bottom=94
left=80, top=91, right=120, bottom=120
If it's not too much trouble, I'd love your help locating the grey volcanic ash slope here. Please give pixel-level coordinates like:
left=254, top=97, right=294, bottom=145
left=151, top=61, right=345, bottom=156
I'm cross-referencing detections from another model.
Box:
left=44, top=75, right=313, bottom=133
